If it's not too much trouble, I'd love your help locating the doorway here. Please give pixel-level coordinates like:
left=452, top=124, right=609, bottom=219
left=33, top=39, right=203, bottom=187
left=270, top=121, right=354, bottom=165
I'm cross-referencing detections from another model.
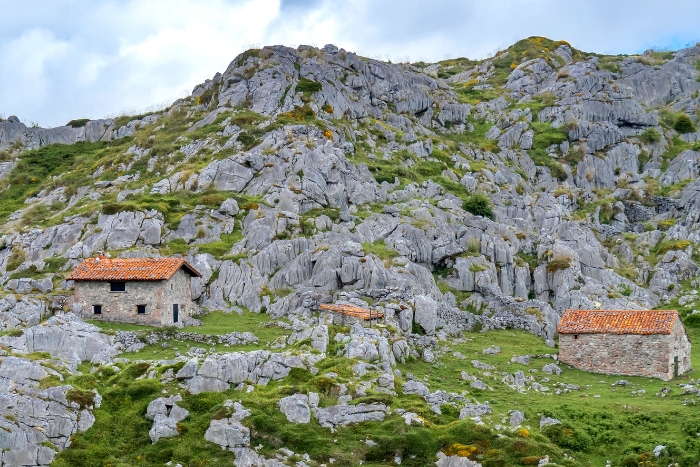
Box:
left=173, top=304, right=179, bottom=324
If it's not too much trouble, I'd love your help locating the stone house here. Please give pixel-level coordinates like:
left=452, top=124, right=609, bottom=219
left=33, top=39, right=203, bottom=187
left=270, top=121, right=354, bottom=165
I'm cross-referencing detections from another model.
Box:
left=68, top=257, right=201, bottom=326
left=558, top=309, right=691, bottom=380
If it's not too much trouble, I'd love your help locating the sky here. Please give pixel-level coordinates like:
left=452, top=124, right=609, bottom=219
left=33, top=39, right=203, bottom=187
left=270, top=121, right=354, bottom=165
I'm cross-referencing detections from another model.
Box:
left=2, top=0, right=699, bottom=127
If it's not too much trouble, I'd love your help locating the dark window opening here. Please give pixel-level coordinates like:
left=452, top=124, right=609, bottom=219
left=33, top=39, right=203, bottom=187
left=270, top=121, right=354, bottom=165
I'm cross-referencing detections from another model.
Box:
left=110, top=282, right=126, bottom=292
left=93, top=305, right=102, bottom=315
left=574, top=335, right=579, bottom=340
left=136, top=305, right=146, bottom=314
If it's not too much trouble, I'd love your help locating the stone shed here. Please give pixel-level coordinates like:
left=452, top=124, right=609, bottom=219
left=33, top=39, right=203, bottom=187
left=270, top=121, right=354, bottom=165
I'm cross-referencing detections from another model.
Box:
left=558, top=309, right=691, bottom=380
left=68, top=257, right=201, bottom=326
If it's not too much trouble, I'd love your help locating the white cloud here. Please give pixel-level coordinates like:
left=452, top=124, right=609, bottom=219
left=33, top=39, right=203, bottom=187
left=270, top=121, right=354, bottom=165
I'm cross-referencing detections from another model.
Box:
left=1, top=0, right=699, bottom=126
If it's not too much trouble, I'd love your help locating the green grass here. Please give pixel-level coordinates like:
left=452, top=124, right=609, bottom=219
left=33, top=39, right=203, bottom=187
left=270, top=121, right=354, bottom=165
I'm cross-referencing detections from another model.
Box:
left=184, top=310, right=288, bottom=341
left=0, top=141, right=112, bottom=223
left=362, top=240, right=399, bottom=261
left=196, top=231, right=244, bottom=257
left=396, top=328, right=700, bottom=466
left=88, top=310, right=291, bottom=360
left=444, top=120, right=500, bottom=153
left=87, top=320, right=159, bottom=333
left=54, top=326, right=700, bottom=467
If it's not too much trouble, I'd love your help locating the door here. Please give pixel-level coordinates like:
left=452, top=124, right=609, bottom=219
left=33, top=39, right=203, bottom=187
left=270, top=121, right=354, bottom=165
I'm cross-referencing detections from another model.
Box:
left=674, top=356, right=679, bottom=378
left=173, top=304, right=179, bottom=324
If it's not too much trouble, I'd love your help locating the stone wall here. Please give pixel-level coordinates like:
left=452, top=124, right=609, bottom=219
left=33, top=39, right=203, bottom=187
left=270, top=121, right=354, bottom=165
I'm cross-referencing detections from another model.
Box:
left=668, top=317, right=692, bottom=376
left=71, top=269, right=196, bottom=326
left=559, top=321, right=692, bottom=380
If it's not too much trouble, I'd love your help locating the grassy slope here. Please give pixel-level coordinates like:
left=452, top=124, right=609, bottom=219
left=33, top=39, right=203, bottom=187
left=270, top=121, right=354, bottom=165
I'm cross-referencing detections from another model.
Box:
left=55, top=310, right=700, bottom=467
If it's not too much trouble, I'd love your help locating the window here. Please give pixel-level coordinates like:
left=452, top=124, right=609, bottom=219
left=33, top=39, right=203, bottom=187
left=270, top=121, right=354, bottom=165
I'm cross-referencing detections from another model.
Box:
left=136, top=305, right=146, bottom=314
left=574, top=335, right=579, bottom=340
left=93, top=305, right=102, bottom=315
left=110, top=282, right=126, bottom=292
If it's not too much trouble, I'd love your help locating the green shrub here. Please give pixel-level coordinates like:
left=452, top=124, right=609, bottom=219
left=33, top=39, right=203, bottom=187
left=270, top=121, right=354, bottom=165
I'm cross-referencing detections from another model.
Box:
left=639, top=128, right=661, bottom=144
left=541, top=423, right=591, bottom=451
left=618, top=283, right=633, bottom=296
left=684, top=313, right=700, bottom=327
left=674, top=114, right=696, bottom=134
left=66, top=388, right=96, bottom=408
left=295, top=78, right=322, bottom=94
left=66, top=119, right=90, bottom=128
left=463, top=193, right=493, bottom=218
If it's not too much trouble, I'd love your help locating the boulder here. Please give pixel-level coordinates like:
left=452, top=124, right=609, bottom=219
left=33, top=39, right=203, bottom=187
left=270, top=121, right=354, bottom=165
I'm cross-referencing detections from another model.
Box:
left=459, top=401, right=492, bottom=419
left=314, top=403, right=388, bottom=429
left=510, top=410, right=524, bottom=426
left=414, top=295, right=438, bottom=335
left=278, top=394, right=311, bottom=424
left=204, top=402, right=251, bottom=449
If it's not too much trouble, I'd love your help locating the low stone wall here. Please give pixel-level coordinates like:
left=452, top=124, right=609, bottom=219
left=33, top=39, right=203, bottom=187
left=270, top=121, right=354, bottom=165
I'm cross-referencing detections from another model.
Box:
left=559, top=333, right=673, bottom=380
left=321, top=310, right=380, bottom=328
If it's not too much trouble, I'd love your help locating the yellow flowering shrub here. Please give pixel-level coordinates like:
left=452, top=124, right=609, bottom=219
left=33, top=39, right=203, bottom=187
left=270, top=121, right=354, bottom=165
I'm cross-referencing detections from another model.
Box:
left=443, top=443, right=480, bottom=457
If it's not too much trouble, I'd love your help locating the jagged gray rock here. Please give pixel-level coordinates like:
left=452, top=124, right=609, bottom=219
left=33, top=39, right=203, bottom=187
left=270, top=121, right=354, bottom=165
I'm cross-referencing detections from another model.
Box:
left=204, top=402, right=251, bottom=450
left=278, top=394, right=311, bottom=424
left=314, top=403, right=388, bottom=430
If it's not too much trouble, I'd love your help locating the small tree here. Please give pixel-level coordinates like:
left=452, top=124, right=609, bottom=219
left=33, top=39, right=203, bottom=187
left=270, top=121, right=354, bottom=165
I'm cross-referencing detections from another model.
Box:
left=674, top=114, right=696, bottom=134
left=463, top=193, right=493, bottom=218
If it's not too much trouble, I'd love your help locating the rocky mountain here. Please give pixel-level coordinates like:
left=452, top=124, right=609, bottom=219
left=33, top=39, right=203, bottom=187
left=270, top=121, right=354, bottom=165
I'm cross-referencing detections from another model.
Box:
left=0, top=36, right=700, bottom=466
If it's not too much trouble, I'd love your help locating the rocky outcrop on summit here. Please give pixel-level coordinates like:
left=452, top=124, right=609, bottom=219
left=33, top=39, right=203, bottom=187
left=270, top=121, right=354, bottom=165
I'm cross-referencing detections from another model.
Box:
left=214, top=44, right=449, bottom=122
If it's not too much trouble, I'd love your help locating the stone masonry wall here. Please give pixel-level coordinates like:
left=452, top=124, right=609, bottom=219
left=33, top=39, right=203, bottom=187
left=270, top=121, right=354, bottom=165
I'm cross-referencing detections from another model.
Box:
left=559, top=332, right=674, bottom=380
left=668, top=317, right=692, bottom=376
left=72, top=269, right=196, bottom=326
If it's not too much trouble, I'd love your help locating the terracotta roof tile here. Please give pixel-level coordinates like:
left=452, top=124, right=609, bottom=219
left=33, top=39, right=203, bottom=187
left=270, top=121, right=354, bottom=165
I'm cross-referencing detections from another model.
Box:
left=558, top=309, right=678, bottom=335
left=67, top=257, right=201, bottom=281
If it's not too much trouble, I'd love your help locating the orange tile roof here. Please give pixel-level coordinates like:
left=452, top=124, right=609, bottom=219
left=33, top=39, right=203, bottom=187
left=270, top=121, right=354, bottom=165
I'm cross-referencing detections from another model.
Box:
left=558, top=309, right=678, bottom=335
left=320, top=303, right=384, bottom=320
left=67, top=257, right=201, bottom=281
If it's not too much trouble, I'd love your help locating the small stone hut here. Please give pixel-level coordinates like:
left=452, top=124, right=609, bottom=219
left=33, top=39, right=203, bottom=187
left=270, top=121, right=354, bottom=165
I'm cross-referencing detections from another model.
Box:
left=68, top=257, right=201, bottom=326
left=558, top=309, right=691, bottom=380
